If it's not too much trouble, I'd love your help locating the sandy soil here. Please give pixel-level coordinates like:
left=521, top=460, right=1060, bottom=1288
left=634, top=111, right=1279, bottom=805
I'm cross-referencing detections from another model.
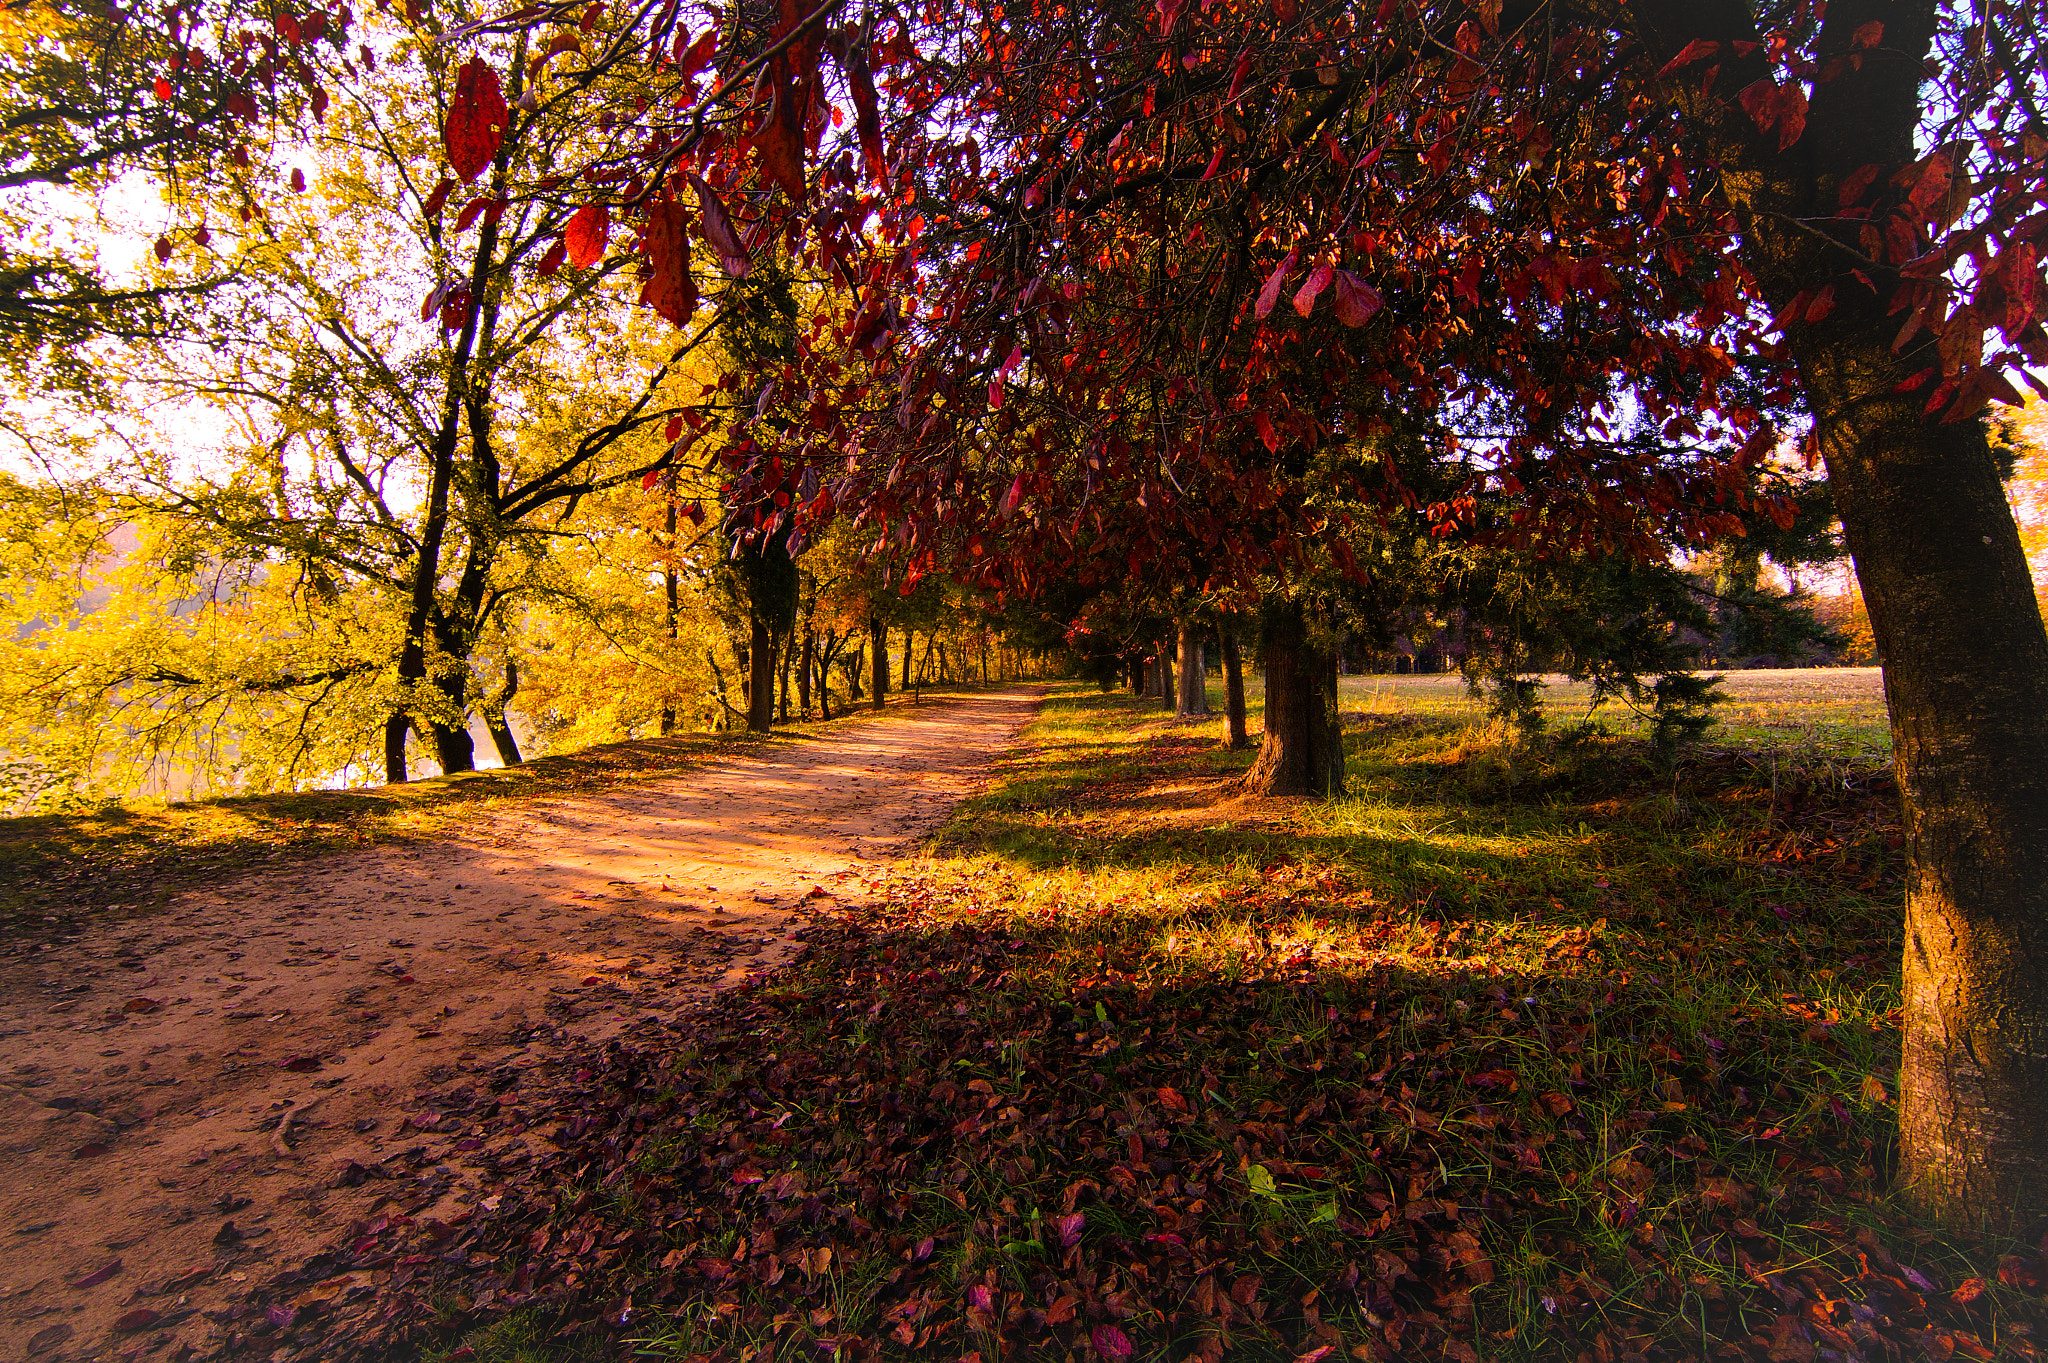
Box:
left=0, top=688, right=1043, bottom=1362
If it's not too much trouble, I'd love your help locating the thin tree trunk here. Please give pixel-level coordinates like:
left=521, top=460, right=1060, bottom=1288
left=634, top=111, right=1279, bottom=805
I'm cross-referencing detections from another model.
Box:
left=661, top=499, right=679, bottom=736
left=870, top=614, right=888, bottom=709
left=777, top=623, right=794, bottom=723
left=902, top=627, right=914, bottom=689
left=485, top=657, right=522, bottom=766
left=1246, top=601, right=1342, bottom=797
left=1222, top=630, right=1249, bottom=750
left=798, top=627, right=815, bottom=717
left=747, top=608, right=776, bottom=732
left=1175, top=620, right=1209, bottom=717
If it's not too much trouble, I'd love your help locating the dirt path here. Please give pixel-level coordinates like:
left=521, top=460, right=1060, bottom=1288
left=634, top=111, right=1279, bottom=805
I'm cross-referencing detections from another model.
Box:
left=0, top=688, right=1043, bottom=1361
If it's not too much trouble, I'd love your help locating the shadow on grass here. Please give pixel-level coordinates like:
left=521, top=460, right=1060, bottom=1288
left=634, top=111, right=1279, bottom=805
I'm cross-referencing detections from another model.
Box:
left=367, top=684, right=2037, bottom=1363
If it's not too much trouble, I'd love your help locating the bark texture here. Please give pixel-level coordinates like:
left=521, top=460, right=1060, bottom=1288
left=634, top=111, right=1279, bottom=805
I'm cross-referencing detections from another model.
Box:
left=747, top=609, right=777, bottom=732
left=1221, top=630, right=1249, bottom=751
left=1174, top=622, right=1209, bottom=717
left=1246, top=603, right=1343, bottom=797
left=870, top=615, right=888, bottom=709
left=1627, top=0, right=2048, bottom=1228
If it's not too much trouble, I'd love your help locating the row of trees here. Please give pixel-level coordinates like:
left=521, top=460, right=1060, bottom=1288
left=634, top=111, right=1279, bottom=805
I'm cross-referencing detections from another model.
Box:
left=4, top=0, right=2044, bottom=1228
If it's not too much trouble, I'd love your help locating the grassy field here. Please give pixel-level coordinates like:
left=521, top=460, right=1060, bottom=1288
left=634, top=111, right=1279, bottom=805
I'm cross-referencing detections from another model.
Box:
left=399, top=674, right=2045, bottom=1363
left=1320, top=666, right=1891, bottom=756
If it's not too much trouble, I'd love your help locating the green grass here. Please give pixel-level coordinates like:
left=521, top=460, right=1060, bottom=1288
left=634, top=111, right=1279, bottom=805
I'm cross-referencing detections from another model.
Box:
left=1316, top=667, right=1890, bottom=756
left=396, top=679, right=2041, bottom=1363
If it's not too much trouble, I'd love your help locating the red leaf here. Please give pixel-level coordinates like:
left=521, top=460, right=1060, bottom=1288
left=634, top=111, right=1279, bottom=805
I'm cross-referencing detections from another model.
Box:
left=112, top=1308, right=160, bottom=1332
left=446, top=58, right=508, bottom=183
left=1255, top=412, right=1280, bottom=452
left=279, top=1056, right=322, bottom=1072
left=1155, top=0, right=1187, bottom=34
left=563, top=201, right=610, bottom=268
left=1333, top=270, right=1383, bottom=326
left=665, top=414, right=685, bottom=442
left=422, top=178, right=454, bottom=217
left=453, top=196, right=490, bottom=232
left=1837, top=163, right=1882, bottom=207
left=1803, top=284, right=1835, bottom=322
left=290, top=167, right=306, bottom=193
left=1000, top=473, right=1026, bottom=514
left=71, top=1259, right=122, bottom=1287
left=192, top=223, right=211, bottom=247
left=1273, top=0, right=1296, bottom=21
left=1293, top=260, right=1332, bottom=316
left=1773, top=84, right=1807, bottom=150
left=1656, top=38, right=1719, bottom=80
left=1091, top=1324, right=1133, bottom=1360
left=153, top=236, right=172, bottom=263
left=1256, top=249, right=1297, bottom=319
left=1852, top=19, right=1883, bottom=48
left=640, top=195, right=697, bottom=326
left=688, top=173, right=751, bottom=276
left=1226, top=49, right=1253, bottom=104
left=844, top=43, right=886, bottom=186
left=680, top=27, right=718, bottom=77
left=684, top=500, right=706, bottom=526
left=153, top=76, right=174, bottom=101
left=536, top=237, right=567, bottom=276
left=123, top=996, right=161, bottom=1013
left=753, top=67, right=807, bottom=203
left=1199, top=144, right=1227, bottom=181
left=72, top=1142, right=110, bottom=1159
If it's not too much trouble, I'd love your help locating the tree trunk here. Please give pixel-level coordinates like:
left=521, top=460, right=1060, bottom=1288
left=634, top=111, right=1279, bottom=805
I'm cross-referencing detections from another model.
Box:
left=777, top=624, right=793, bottom=723
left=1174, top=620, right=1209, bottom=717
left=798, top=627, right=814, bottom=717
left=1222, top=630, right=1249, bottom=751
left=1810, top=335, right=2048, bottom=1228
left=383, top=713, right=409, bottom=784
left=661, top=500, right=679, bottom=736
left=901, top=627, right=913, bottom=689
left=870, top=614, right=888, bottom=709
left=1625, top=0, right=2048, bottom=1228
left=846, top=640, right=865, bottom=701
left=1246, top=602, right=1342, bottom=797
left=747, top=608, right=777, bottom=732
left=485, top=658, right=522, bottom=766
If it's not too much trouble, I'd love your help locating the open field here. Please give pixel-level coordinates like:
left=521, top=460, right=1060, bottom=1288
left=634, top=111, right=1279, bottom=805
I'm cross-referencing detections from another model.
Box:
left=367, top=683, right=2046, bottom=1363
left=1313, top=666, right=1892, bottom=756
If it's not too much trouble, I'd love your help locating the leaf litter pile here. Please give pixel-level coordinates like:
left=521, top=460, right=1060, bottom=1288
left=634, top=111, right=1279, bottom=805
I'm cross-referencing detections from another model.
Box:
left=263, top=699, right=2043, bottom=1363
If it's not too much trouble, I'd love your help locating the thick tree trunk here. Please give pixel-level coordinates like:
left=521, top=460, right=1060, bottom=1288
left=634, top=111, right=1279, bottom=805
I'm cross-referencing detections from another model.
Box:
left=1809, top=338, right=2048, bottom=1229
left=1222, top=630, right=1249, bottom=751
left=1628, top=0, right=2048, bottom=1228
left=870, top=615, right=888, bottom=709
left=747, top=609, right=777, bottom=732
left=1246, top=602, right=1342, bottom=797
left=1174, top=621, right=1209, bottom=717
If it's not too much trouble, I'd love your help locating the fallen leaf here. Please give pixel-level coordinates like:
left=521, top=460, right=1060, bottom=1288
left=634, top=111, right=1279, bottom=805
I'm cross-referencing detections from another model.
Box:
left=70, top=1258, right=122, bottom=1288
